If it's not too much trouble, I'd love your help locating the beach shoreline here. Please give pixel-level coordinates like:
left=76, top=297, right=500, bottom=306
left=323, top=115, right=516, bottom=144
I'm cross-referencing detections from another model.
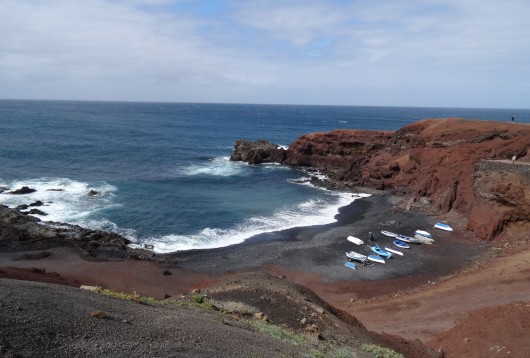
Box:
left=2, top=191, right=529, bottom=356
left=0, top=193, right=486, bottom=298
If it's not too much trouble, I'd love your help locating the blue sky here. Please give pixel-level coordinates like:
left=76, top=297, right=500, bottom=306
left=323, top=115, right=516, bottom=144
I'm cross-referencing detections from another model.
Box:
left=1, top=0, right=529, bottom=108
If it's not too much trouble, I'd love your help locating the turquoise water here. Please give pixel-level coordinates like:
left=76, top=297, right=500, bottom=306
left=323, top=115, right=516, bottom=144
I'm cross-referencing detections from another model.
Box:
left=0, top=100, right=527, bottom=252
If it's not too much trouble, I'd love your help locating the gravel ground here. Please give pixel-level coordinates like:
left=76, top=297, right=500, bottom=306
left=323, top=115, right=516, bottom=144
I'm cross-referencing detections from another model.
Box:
left=0, top=278, right=304, bottom=358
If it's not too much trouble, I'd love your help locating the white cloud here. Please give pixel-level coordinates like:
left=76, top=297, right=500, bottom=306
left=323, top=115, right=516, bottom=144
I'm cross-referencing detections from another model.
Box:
left=0, top=0, right=529, bottom=107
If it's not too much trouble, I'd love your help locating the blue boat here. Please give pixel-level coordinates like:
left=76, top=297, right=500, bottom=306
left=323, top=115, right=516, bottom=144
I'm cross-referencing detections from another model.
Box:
left=415, top=230, right=432, bottom=238
left=370, top=244, right=392, bottom=258
left=393, top=239, right=410, bottom=249
left=397, top=234, right=421, bottom=244
left=344, top=261, right=357, bottom=270
left=434, top=223, right=453, bottom=231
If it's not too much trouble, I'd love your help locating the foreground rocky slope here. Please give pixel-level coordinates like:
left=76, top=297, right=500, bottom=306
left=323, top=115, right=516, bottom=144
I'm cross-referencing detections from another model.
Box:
left=232, top=118, right=530, bottom=242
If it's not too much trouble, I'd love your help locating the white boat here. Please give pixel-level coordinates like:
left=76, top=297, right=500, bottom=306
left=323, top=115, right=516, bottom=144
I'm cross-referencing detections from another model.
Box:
left=381, top=230, right=397, bottom=237
left=347, top=236, right=364, bottom=245
left=414, top=234, right=435, bottom=244
left=434, top=223, right=453, bottom=231
left=346, top=251, right=367, bottom=263
left=415, top=230, right=432, bottom=238
left=397, top=234, right=421, bottom=244
left=367, top=255, right=385, bottom=264
left=385, top=246, right=404, bottom=256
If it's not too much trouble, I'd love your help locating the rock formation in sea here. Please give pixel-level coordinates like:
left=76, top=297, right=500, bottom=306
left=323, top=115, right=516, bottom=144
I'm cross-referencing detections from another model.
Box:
left=231, top=118, right=530, bottom=241
left=230, top=139, right=286, bottom=164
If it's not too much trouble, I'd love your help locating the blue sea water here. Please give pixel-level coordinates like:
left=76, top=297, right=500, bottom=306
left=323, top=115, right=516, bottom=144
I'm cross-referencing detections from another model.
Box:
left=1, top=100, right=528, bottom=252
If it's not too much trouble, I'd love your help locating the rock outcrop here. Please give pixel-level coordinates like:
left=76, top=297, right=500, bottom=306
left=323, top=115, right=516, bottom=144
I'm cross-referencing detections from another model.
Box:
left=8, top=186, right=37, bottom=195
left=232, top=118, right=530, bottom=241
left=230, top=139, right=286, bottom=164
left=0, top=205, right=155, bottom=260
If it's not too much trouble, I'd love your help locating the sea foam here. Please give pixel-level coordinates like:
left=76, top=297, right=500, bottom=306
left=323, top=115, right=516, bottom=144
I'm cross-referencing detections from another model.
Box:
left=143, top=191, right=370, bottom=253
left=179, top=156, right=249, bottom=177
left=0, top=177, right=117, bottom=226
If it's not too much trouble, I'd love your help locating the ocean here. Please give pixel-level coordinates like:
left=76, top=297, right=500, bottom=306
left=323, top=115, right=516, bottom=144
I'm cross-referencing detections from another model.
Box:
left=1, top=100, right=528, bottom=252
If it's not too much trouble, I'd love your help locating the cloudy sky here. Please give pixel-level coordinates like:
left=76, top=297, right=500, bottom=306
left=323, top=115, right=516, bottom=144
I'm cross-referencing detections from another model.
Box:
left=1, top=0, right=529, bottom=108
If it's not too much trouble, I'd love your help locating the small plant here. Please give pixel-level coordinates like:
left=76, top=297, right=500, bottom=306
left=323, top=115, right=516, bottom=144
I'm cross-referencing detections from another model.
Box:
left=217, top=311, right=227, bottom=325
left=332, top=346, right=358, bottom=358
left=361, top=344, right=404, bottom=358
left=192, top=293, right=205, bottom=304
left=252, top=320, right=307, bottom=347
left=97, top=288, right=158, bottom=305
left=490, top=247, right=503, bottom=257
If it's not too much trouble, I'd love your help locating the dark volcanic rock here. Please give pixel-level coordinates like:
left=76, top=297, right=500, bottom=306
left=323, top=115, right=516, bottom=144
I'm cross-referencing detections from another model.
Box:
left=29, top=201, right=44, bottom=207
left=0, top=205, right=154, bottom=260
left=230, top=139, right=286, bottom=164
left=87, top=190, right=98, bottom=196
left=27, top=209, right=47, bottom=216
left=8, top=186, right=36, bottom=195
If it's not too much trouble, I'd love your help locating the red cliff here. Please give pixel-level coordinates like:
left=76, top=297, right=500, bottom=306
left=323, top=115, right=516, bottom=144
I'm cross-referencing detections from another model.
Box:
left=232, top=118, right=530, bottom=241
left=284, top=118, right=530, bottom=241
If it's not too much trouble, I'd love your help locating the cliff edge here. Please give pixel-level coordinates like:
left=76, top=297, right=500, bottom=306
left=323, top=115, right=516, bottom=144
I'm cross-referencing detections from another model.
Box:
left=231, top=118, right=530, bottom=242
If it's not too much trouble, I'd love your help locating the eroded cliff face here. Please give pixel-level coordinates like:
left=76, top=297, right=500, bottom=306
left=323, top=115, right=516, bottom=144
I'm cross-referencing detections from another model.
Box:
left=286, top=119, right=530, bottom=240
left=232, top=118, right=530, bottom=241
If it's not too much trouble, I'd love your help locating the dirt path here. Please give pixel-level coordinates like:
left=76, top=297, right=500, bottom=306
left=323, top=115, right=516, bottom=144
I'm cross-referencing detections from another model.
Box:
left=343, top=250, right=530, bottom=343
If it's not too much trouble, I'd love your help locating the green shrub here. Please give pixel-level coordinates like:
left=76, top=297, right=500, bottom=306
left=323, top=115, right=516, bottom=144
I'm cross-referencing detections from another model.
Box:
left=361, top=344, right=404, bottom=358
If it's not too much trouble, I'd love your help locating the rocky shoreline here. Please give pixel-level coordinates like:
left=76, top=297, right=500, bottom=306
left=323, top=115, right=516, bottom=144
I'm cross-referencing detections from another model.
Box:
left=1, top=118, right=529, bottom=357
left=231, top=118, right=530, bottom=243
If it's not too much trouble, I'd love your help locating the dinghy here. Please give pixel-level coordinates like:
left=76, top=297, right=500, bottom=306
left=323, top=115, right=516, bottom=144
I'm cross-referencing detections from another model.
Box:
left=347, top=236, right=364, bottom=245
left=397, top=234, right=421, bottom=244
left=434, top=223, right=453, bottom=231
left=415, top=230, right=432, bottom=238
left=380, top=230, right=397, bottom=238
left=344, top=261, right=357, bottom=270
left=370, top=244, right=392, bottom=258
left=346, top=251, right=367, bottom=263
left=393, top=239, right=410, bottom=249
left=414, top=234, right=435, bottom=244
left=367, top=255, right=385, bottom=264
left=385, top=246, right=403, bottom=256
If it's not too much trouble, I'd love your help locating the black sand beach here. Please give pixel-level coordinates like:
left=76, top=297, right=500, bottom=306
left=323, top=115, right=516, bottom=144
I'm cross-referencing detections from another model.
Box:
left=0, top=194, right=486, bottom=300
left=168, top=194, right=485, bottom=284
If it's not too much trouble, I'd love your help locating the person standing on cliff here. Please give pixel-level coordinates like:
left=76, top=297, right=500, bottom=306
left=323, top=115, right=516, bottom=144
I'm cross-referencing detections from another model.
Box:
left=511, top=115, right=515, bottom=123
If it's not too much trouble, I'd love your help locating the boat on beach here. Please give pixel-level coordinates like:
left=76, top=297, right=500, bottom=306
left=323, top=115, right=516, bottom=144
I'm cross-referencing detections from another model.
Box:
left=370, top=244, right=392, bottom=258
left=381, top=230, right=397, bottom=238
left=367, top=255, right=385, bottom=264
left=414, top=234, right=435, bottom=244
left=347, top=236, right=364, bottom=245
left=346, top=251, right=368, bottom=263
left=385, top=246, right=403, bottom=256
left=397, top=234, right=421, bottom=244
left=344, top=261, right=357, bottom=270
left=415, top=230, right=432, bottom=238
left=434, top=223, right=453, bottom=231
left=393, top=239, right=410, bottom=249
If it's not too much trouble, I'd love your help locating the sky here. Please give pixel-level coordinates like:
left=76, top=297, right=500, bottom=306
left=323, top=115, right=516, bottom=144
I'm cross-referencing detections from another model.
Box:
left=1, top=0, right=529, bottom=108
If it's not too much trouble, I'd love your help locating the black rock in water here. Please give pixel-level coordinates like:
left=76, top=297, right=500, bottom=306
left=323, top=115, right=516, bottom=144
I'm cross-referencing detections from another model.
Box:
left=230, top=139, right=286, bottom=164
left=9, top=186, right=36, bottom=195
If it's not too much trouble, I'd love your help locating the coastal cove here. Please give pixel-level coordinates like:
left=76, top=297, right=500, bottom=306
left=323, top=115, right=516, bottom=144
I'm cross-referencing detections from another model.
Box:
left=1, top=100, right=529, bottom=253
left=1, top=101, right=530, bottom=357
